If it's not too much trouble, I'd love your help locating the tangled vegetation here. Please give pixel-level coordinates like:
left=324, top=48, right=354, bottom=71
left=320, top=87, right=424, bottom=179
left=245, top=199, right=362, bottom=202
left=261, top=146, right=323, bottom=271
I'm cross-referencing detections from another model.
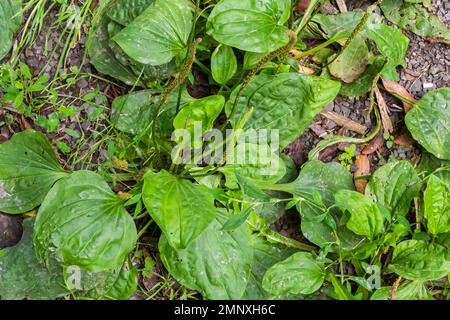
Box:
left=0, top=0, right=449, bottom=300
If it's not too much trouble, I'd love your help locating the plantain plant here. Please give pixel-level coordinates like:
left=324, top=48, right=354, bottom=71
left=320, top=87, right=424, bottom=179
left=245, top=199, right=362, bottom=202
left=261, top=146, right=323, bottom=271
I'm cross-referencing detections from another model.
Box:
left=0, top=0, right=449, bottom=300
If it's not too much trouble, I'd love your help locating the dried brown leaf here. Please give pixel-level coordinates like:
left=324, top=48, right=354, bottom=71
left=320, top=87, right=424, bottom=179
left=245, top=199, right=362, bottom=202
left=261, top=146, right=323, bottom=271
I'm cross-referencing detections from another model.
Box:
left=320, top=111, right=367, bottom=135
left=354, top=155, right=370, bottom=193
left=374, top=87, right=394, bottom=133
left=393, top=133, right=414, bottom=148
left=295, top=0, right=311, bottom=14
left=382, top=78, right=417, bottom=112
left=362, top=133, right=384, bottom=155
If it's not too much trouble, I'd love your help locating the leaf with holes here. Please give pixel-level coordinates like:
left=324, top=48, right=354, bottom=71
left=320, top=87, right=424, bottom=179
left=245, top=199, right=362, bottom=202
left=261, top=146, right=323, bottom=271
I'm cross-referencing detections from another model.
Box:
left=381, top=0, right=450, bottom=43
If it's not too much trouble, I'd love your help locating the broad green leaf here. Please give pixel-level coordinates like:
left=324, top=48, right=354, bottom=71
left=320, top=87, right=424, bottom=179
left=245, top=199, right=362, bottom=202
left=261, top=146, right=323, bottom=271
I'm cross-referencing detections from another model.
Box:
left=207, top=0, right=291, bottom=53
left=0, top=0, right=22, bottom=60
left=309, top=12, right=383, bottom=39
left=327, top=273, right=362, bottom=300
left=278, top=154, right=299, bottom=184
left=262, top=252, right=325, bottom=296
left=0, top=219, right=68, bottom=300
left=389, top=240, right=450, bottom=281
left=173, top=95, right=225, bottom=140
left=371, top=281, right=433, bottom=300
left=105, top=260, right=138, bottom=299
left=222, top=207, right=252, bottom=231
left=111, top=90, right=156, bottom=135
left=424, top=175, right=450, bottom=235
left=236, top=174, right=271, bottom=201
left=106, top=0, right=155, bottom=26
left=279, top=161, right=353, bottom=221
left=335, top=190, right=385, bottom=240
left=0, top=130, right=68, bottom=214
left=218, top=143, right=286, bottom=189
left=242, top=236, right=297, bottom=299
left=437, top=232, right=450, bottom=249
left=113, top=0, right=193, bottom=65
left=88, top=7, right=174, bottom=86
left=405, top=88, right=450, bottom=160
left=142, top=170, right=216, bottom=249
left=365, top=159, right=421, bottom=217
left=381, top=0, right=450, bottom=43
left=366, top=24, right=409, bottom=81
left=64, top=259, right=137, bottom=300
left=34, top=171, right=137, bottom=272
left=211, top=45, right=237, bottom=85
left=225, top=73, right=341, bottom=149
left=249, top=191, right=285, bottom=219
left=159, top=209, right=253, bottom=300
left=415, top=152, right=450, bottom=186
left=249, top=155, right=297, bottom=225
left=340, top=56, right=386, bottom=97
left=328, top=34, right=369, bottom=83
left=268, top=160, right=364, bottom=251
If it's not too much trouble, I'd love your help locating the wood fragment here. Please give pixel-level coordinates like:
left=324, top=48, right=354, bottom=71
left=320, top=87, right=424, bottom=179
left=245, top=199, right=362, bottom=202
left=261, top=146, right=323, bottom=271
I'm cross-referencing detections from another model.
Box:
left=320, top=110, right=367, bottom=135
left=335, top=0, right=348, bottom=12
left=374, top=87, right=393, bottom=133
